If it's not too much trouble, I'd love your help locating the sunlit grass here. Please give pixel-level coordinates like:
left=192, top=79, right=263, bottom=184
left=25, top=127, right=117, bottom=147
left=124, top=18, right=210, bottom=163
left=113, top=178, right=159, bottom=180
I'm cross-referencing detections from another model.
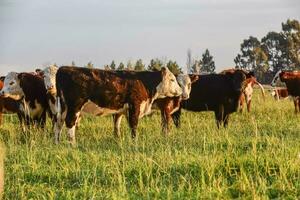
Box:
left=1, top=90, right=300, bottom=199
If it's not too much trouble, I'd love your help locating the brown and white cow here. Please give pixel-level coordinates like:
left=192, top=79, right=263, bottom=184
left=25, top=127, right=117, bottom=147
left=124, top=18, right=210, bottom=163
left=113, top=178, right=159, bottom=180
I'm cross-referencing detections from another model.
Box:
left=221, top=69, right=265, bottom=112
left=0, top=72, right=50, bottom=128
left=153, top=74, right=199, bottom=134
left=0, top=76, right=24, bottom=126
left=271, top=70, right=300, bottom=113
left=271, top=87, right=289, bottom=100
left=54, top=66, right=182, bottom=144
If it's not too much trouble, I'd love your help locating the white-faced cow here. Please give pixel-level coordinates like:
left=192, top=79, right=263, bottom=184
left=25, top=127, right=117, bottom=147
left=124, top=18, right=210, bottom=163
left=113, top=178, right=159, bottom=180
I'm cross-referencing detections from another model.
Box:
left=54, top=66, right=182, bottom=144
left=153, top=74, right=198, bottom=134
left=171, top=69, right=253, bottom=128
left=271, top=70, right=300, bottom=113
left=0, top=76, right=24, bottom=126
left=0, top=72, right=49, bottom=128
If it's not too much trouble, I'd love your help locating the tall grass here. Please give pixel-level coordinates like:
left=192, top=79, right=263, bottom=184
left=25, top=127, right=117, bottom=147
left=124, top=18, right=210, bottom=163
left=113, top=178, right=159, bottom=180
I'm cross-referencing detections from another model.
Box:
left=1, top=90, right=300, bottom=199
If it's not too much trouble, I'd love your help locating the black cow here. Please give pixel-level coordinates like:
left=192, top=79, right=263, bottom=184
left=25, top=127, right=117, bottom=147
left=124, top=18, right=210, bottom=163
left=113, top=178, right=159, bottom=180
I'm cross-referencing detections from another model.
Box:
left=172, top=70, right=251, bottom=128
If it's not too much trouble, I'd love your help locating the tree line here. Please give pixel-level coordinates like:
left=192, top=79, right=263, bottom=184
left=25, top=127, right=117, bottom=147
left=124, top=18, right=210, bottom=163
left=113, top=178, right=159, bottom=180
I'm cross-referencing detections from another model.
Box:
left=77, top=48, right=217, bottom=76
left=234, top=19, right=300, bottom=83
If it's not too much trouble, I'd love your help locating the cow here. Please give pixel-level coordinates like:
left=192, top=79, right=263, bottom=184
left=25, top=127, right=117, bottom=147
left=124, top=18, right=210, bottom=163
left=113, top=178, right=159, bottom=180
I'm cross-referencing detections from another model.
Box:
left=54, top=66, right=182, bottom=144
left=153, top=74, right=199, bottom=134
left=271, top=87, right=289, bottom=100
left=0, top=76, right=24, bottom=126
left=221, top=69, right=265, bottom=112
left=171, top=69, right=252, bottom=128
left=271, top=70, right=300, bottom=113
left=0, top=72, right=50, bottom=128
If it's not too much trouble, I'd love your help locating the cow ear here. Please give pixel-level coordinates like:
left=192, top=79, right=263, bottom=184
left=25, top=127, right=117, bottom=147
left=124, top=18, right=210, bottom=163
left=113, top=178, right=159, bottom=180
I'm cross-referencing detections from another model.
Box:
left=0, top=76, right=5, bottom=82
left=190, top=74, right=199, bottom=83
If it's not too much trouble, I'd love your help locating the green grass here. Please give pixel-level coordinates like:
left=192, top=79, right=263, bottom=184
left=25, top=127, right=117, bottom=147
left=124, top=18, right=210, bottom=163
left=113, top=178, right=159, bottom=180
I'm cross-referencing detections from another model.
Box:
left=1, top=90, right=300, bottom=199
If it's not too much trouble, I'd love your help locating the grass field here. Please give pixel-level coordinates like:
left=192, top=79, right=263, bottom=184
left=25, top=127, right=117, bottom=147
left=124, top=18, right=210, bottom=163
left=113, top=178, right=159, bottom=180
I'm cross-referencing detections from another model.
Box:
left=1, top=90, right=300, bottom=199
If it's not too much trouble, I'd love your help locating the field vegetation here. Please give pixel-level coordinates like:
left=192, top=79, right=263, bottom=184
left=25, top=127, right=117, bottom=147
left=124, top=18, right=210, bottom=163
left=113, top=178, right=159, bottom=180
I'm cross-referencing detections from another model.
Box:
left=1, top=90, right=300, bottom=199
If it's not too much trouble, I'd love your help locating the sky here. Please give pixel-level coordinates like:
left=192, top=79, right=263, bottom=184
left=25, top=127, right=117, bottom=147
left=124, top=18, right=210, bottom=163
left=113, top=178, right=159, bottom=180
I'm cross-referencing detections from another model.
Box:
left=0, top=0, right=299, bottom=75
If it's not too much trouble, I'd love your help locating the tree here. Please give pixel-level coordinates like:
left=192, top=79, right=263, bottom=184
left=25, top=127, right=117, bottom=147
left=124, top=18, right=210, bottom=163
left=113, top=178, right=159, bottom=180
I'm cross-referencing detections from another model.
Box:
left=147, top=58, right=163, bottom=71
left=71, top=61, right=76, bottom=66
left=190, top=59, right=202, bottom=74
left=117, top=62, right=125, bottom=70
left=200, top=49, right=215, bottom=73
left=281, top=19, right=300, bottom=69
left=234, top=36, right=261, bottom=71
left=186, top=49, right=193, bottom=73
left=86, top=61, right=94, bottom=68
left=110, top=60, right=116, bottom=70
left=134, top=59, right=145, bottom=71
left=261, top=31, right=286, bottom=72
left=166, top=60, right=182, bottom=75
left=126, top=60, right=133, bottom=71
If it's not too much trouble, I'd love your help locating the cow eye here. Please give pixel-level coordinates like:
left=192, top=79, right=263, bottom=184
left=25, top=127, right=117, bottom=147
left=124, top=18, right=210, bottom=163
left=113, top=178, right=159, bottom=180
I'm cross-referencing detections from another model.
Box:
left=9, top=81, right=14, bottom=85
left=171, top=79, right=175, bottom=82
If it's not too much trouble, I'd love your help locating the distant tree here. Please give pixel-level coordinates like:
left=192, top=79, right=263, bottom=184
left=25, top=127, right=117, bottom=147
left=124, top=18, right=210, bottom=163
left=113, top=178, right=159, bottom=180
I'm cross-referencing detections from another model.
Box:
left=234, top=36, right=261, bottom=71
left=281, top=19, right=300, bottom=69
left=71, top=61, right=76, bottom=66
left=126, top=60, right=133, bottom=71
left=261, top=31, right=286, bottom=72
left=147, top=58, right=164, bottom=71
left=190, top=60, right=202, bottom=74
left=200, top=49, right=215, bottom=73
left=166, top=60, right=182, bottom=75
left=110, top=60, right=116, bottom=70
left=117, top=62, right=125, bottom=70
left=104, top=65, right=110, bottom=70
left=134, top=59, right=145, bottom=71
left=86, top=61, right=94, bottom=68
left=187, top=49, right=193, bottom=73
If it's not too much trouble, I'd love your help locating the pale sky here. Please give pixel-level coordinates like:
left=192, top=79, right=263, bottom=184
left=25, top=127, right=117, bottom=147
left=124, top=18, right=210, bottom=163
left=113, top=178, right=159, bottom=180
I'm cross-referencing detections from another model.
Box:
left=0, top=0, right=299, bottom=75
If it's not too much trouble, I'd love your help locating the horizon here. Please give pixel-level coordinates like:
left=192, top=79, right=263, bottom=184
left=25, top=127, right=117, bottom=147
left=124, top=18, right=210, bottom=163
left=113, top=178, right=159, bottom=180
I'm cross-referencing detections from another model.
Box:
left=0, top=0, right=299, bottom=75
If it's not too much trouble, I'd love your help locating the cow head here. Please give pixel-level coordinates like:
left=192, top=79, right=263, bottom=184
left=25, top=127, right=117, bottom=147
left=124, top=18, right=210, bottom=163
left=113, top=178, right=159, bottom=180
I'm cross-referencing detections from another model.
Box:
left=0, top=72, right=24, bottom=100
left=229, top=70, right=248, bottom=93
left=176, top=74, right=198, bottom=100
left=155, top=67, right=182, bottom=98
left=42, top=65, right=58, bottom=95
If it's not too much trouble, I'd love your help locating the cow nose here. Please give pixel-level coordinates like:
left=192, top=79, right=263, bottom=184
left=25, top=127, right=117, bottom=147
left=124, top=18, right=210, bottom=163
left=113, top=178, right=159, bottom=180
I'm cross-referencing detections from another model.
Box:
left=182, top=94, right=189, bottom=100
left=47, top=85, right=54, bottom=90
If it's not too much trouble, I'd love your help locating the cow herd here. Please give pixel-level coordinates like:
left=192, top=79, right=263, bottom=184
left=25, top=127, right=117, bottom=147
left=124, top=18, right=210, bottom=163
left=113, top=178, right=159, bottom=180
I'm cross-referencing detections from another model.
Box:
left=0, top=66, right=299, bottom=145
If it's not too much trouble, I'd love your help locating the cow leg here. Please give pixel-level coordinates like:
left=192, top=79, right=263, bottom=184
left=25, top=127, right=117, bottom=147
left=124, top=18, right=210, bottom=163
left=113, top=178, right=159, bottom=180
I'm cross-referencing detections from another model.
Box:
left=215, top=106, right=224, bottom=128
left=128, top=104, right=140, bottom=139
left=246, top=99, right=252, bottom=112
left=223, top=114, right=230, bottom=128
left=171, top=109, right=181, bottom=128
left=113, top=113, right=123, bottom=137
left=161, top=108, right=171, bottom=136
left=294, top=97, right=299, bottom=114
left=65, top=110, right=81, bottom=145
left=0, top=112, right=2, bottom=126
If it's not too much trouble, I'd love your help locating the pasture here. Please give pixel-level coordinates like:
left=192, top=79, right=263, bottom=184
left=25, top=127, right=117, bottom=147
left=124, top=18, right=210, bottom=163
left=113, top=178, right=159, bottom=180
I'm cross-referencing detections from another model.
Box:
left=1, top=89, right=300, bottom=199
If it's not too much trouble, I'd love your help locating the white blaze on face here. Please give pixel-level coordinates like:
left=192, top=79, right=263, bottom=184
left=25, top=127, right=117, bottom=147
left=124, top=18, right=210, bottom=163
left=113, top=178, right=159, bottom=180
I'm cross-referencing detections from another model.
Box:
left=0, top=72, right=24, bottom=100
left=43, top=65, right=58, bottom=95
left=176, top=74, right=192, bottom=100
left=156, top=68, right=182, bottom=99
left=244, top=82, right=253, bottom=103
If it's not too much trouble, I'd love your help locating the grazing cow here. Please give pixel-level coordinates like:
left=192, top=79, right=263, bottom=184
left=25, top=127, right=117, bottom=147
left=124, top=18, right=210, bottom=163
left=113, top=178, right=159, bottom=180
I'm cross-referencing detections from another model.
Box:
left=221, top=69, right=265, bottom=112
left=0, top=72, right=49, bottom=128
left=55, top=66, right=182, bottom=144
left=0, top=76, right=23, bottom=126
left=171, top=69, right=252, bottom=128
left=271, top=87, right=289, bottom=100
left=153, top=74, right=199, bottom=134
left=271, top=70, right=300, bottom=113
